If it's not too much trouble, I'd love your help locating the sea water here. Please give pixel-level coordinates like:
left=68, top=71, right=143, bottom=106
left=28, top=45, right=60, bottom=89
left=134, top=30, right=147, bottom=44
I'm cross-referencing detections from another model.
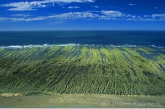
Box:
left=0, top=30, right=165, bottom=48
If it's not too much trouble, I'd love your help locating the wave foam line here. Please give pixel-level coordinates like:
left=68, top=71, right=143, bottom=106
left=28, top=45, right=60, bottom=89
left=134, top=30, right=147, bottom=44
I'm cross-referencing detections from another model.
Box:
left=0, top=44, right=80, bottom=49
left=0, top=44, right=164, bottom=49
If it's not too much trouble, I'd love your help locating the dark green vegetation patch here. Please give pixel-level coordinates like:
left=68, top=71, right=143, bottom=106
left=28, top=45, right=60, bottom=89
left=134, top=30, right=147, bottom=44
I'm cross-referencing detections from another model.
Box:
left=0, top=46, right=165, bottom=96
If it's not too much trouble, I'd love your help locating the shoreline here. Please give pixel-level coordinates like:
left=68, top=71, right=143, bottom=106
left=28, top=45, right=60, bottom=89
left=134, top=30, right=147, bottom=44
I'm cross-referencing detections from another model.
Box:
left=1, top=92, right=165, bottom=97
left=0, top=93, right=165, bottom=108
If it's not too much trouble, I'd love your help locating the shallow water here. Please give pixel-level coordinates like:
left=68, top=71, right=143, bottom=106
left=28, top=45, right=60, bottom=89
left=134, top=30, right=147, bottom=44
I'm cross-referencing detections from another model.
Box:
left=0, top=94, right=165, bottom=108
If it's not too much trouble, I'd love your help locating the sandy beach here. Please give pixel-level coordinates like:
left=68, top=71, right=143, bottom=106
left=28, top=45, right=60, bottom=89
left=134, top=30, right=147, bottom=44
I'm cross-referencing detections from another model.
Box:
left=0, top=93, right=165, bottom=108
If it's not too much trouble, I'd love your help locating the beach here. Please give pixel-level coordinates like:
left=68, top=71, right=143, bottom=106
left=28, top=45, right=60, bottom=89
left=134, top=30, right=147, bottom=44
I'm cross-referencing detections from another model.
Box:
left=0, top=93, right=165, bottom=108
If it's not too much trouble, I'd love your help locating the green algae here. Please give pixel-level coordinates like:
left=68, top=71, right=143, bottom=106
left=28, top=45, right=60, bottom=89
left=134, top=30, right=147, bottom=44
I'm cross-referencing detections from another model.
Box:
left=0, top=46, right=165, bottom=96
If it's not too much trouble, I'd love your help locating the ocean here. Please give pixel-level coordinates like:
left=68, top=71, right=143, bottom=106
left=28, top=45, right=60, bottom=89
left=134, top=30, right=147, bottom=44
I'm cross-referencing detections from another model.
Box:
left=0, top=30, right=165, bottom=48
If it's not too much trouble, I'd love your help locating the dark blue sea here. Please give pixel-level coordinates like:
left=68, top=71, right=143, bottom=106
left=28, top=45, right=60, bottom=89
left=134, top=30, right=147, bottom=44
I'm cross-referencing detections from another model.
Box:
left=0, top=31, right=165, bottom=48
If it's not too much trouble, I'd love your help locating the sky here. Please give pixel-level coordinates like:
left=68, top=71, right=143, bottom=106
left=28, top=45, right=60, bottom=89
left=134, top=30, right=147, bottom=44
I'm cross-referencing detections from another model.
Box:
left=0, top=0, right=165, bottom=31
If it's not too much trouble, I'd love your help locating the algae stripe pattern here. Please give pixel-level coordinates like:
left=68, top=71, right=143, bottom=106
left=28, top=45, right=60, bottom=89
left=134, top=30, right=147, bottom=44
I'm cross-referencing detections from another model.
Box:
left=0, top=46, right=165, bottom=96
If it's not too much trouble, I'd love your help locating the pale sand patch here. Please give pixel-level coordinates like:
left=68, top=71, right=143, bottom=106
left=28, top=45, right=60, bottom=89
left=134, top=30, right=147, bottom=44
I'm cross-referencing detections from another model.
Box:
left=0, top=93, right=22, bottom=97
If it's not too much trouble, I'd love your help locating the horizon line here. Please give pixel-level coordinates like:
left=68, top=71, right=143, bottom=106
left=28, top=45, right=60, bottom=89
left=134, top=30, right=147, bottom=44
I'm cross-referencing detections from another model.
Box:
left=1, top=29, right=165, bottom=32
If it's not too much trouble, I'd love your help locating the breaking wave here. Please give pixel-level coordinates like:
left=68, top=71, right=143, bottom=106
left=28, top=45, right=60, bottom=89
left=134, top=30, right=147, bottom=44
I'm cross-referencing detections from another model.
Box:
left=0, top=44, right=164, bottom=49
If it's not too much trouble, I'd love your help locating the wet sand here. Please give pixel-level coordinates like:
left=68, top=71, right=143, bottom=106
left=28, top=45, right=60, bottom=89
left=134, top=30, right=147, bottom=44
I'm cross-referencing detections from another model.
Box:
left=0, top=94, right=165, bottom=108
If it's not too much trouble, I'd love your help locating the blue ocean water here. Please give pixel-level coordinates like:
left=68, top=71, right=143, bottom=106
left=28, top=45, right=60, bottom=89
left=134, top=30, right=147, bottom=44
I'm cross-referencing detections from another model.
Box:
left=0, top=30, right=165, bottom=47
